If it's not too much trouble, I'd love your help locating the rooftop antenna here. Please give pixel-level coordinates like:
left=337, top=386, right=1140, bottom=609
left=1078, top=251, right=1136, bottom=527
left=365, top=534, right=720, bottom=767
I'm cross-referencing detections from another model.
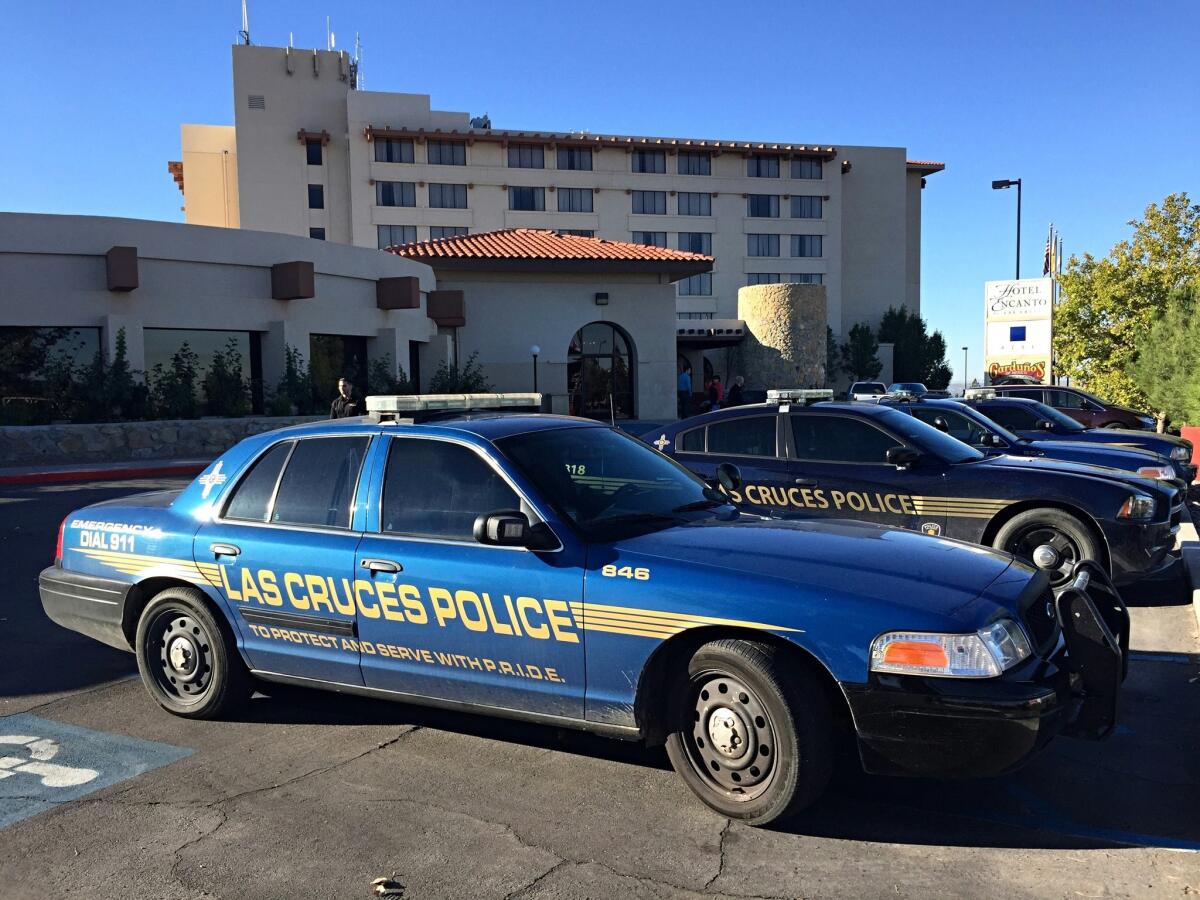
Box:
left=354, top=32, right=362, bottom=89
left=325, top=16, right=331, bottom=51
left=238, top=0, right=250, bottom=44
left=289, top=31, right=294, bottom=48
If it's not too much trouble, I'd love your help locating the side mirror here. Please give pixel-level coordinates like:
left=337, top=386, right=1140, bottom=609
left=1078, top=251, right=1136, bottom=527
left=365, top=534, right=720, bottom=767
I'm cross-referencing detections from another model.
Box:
left=886, top=446, right=922, bottom=470
left=473, top=510, right=530, bottom=547
left=715, top=462, right=743, bottom=492
left=932, top=416, right=950, bottom=433
left=1037, top=419, right=1055, bottom=431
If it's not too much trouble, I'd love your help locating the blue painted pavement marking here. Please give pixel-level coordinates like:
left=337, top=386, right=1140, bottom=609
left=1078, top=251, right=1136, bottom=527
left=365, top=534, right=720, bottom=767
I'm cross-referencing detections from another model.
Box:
left=0, top=713, right=192, bottom=830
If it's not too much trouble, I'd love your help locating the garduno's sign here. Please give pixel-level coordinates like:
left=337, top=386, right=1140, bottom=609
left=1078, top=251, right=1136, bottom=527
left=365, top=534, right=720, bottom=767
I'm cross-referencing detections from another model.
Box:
left=989, top=359, right=1047, bottom=380
left=984, top=278, right=1053, bottom=319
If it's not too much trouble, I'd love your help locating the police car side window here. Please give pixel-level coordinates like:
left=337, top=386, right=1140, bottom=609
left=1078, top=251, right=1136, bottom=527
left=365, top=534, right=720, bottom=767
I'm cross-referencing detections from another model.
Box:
left=223, top=441, right=293, bottom=522
left=679, top=427, right=705, bottom=453
left=271, top=437, right=371, bottom=529
left=983, top=405, right=1037, bottom=430
left=911, top=408, right=981, bottom=444
left=383, top=439, right=520, bottom=541
left=790, top=415, right=899, bottom=463
left=705, top=417, right=777, bottom=457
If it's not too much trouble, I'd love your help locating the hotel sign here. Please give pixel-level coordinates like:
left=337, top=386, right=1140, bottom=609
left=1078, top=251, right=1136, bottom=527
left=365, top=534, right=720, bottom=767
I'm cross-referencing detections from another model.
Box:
left=984, top=278, right=1053, bottom=384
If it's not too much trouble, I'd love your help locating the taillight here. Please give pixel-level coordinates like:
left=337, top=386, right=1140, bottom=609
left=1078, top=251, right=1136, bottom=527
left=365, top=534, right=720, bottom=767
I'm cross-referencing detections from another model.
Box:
left=55, top=518, right=66, bottom=565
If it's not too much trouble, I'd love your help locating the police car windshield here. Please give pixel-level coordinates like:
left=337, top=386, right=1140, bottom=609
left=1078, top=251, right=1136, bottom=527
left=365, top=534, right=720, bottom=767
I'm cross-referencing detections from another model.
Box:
left=496, top=426, right=728, bottom=539
left=953, top=405, right=1024, bottom=444
left=874, top=408, right=985, bottom=463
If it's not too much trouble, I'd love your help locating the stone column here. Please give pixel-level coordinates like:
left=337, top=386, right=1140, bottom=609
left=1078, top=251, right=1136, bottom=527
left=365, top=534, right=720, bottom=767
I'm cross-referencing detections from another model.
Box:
left=735, top=284, right=828, bottom=391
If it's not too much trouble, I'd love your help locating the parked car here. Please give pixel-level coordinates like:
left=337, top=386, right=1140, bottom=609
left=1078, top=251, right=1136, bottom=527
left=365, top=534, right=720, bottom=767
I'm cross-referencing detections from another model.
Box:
left=994, top=385, right=1155, bottom=431
left=42, top=393, right=1127, bottom=826
left=887, top=382, right=928, bottom=397
left=846, top=381, right=887, bottom=401
left=879, top=396, right=1181, bottom=485
left=648, top=395, right=1181, bottom=587
left=965, top=395, right=1195, bottom=483
left=991, top=374, right=1043, bottom=386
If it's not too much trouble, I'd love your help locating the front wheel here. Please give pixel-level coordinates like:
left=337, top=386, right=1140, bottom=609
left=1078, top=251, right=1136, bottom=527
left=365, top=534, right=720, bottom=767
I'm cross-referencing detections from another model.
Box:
left=134, top=586, right=250, bottom=719
left=993, top=508, right=1103, bottom=587
left=664, top=639, right=833, bottom=825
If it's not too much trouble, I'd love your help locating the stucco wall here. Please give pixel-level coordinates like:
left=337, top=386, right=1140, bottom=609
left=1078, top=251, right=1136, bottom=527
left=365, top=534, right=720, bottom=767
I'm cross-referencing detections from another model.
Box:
left=736, top=284, right=828, bottom=390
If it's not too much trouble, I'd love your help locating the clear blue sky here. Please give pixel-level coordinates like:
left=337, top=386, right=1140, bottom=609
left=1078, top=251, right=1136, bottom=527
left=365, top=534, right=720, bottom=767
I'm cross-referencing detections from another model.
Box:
left=3, top=1, right=1197, bottom=384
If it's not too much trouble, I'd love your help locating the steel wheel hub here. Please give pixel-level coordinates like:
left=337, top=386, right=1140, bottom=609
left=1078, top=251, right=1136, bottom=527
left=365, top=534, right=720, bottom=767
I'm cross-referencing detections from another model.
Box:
left=706, top=706, right=750, bottom=760
left=687, top=674, right=776, bottom=798
left=167, top=636, right=197, bottom=676
left=148, top=610, right=214, bottom=703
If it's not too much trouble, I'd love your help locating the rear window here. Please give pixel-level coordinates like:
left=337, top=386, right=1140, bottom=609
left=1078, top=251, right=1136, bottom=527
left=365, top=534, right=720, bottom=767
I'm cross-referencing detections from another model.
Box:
left=679, top=427, right=705, bottom=453
left=706, top=416, right=777, bottom=457
left=270, top=437, right=370, bottom=529
left=223, top=441, right=292, bottom=522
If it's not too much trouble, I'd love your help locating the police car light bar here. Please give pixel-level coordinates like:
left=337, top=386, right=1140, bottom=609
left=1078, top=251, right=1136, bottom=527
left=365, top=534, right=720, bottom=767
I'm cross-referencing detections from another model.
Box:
left=365, top=393, right=543, bottom=414
left=886, top=389, right=921, bottom=401
left=964, top=388, right=997, bottom=400
left=767, top=389, right=835, bottom=404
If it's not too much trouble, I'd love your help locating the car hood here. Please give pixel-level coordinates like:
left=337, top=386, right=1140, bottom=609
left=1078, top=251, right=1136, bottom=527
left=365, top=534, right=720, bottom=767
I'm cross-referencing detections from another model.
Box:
left=612, top=516, right=1021, bottom=619
left=980, top=452, right=1169, bottom=492
left=1029, top=440, right=1163, bottom=464
left=1087, top=427, right=1187, bottom=447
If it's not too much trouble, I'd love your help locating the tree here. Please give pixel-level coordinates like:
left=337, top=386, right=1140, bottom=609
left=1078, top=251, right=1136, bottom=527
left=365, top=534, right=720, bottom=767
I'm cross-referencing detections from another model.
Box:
left=1055, top=193, right=1200, bottom=409
left=203, top=338, right=250, bottom=417
left=268, top=345, right=315, bottom=416
left=877, top=305, right=951, bottom=386
left=148, top=343, right=200, bottom=419
left=1128, top=285, right=1200, bottom=430
left=840, top=322, right=882, bottom=381
left=429, top=352, right=491, bottom=393
left=367, top=355, right=415, bottom=395
left=825, top=326, right=841, bottom=386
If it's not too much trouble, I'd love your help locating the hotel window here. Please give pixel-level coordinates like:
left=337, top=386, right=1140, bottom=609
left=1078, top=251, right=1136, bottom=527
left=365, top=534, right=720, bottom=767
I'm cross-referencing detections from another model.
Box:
left=427, top=140, right=466, bottom=165
left=430, top=226, right=468, bottom=239
left=791, top=234, right=823, bottom=257
left=678, top=273, right=713, bottom=296
left=791, top=195, right=823, bottom=218
left=307, top=184, right=324, bottom=209
left=678, top=192, right=711, bottom=216
left=747, top=194, right=779, bottom=217
left=631, top=231, right=667, bottom=247
left=677, top=151, right=711, bottom=176
left=678, top=232, right=712, bottom=255
left=747, top=155, right=779, bottom=178
left=679, top=312, right=715, bottom=320
left=377, top=224, right=417, bottom=249
left=632, top=191, right=666, bottom=215
left=309, top=227, right=326, bottom=240
left=557, top=188, right=594, bottom=213
left=557, top=147, right=593, bottom=170
left=305, top=141, right=323, bottom=166
left=376, top=181, right=416, bottom=207
left=792, top=158, right=822, bottom=179
left=374, top=138, right=415, bottom=163
left=507, top=143, right=545, bottom=168
left=631, top=150, right=666, bottom=173
left=746, top=273, right=783, bottom=285
left=429, top=183, right=468, bottom=209
left=747, top=234, right=780, bottom=257
left=785, top=273, right=824, bottom=284
left=509, top=186, right=545, bottom=211
left=557, top=229, right=595, bottom=237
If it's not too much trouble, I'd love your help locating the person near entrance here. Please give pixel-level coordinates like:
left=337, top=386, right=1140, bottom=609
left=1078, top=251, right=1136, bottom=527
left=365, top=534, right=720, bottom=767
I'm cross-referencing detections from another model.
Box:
left=726, top=376, right=745, bottom=407
left=677, top=367, right=692, bottom=418
left=707, top=374, right=725, bottom=411
left=329, top=377, right=359, bottom=419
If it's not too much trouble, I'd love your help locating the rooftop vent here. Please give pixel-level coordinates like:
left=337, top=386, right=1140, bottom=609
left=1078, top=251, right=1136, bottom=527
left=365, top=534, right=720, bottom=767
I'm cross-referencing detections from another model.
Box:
left=248, top=94, right=266, bottom=109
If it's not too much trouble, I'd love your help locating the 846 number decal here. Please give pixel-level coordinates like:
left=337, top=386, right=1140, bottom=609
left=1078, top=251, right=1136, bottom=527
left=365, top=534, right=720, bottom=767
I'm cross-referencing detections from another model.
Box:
left=601, top=565, right=650, bottom=581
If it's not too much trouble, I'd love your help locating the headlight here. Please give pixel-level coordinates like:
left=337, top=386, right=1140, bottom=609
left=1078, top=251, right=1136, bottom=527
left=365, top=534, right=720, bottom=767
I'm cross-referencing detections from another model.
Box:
left=870, top=619, right=1032, bottom=679
left=1117, top=492, right=1155, bottom=519
left=1171, top=446, right=1191, bottom=461
left=1135, top=465, right=1174, bottom=480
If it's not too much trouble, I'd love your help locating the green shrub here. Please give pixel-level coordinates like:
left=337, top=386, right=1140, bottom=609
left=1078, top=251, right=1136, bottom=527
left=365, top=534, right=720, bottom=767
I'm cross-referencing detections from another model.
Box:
left=428, top=352, right=491, bottom=394
left=203, top=338, right=251, bottom=417
left=367, top=355, right=415, bottom=395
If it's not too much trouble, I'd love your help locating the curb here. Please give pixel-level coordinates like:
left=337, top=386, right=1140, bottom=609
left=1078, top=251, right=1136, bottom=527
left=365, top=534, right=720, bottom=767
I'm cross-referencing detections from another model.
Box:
left=1175, top=503, right=1200, bottom=638
left=0, top=461, right=206, bottom=486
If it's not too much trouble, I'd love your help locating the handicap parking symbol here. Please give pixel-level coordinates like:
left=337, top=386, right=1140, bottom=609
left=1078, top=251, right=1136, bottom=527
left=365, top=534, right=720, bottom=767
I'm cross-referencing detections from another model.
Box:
left=0, top=713, right=192, bottom=830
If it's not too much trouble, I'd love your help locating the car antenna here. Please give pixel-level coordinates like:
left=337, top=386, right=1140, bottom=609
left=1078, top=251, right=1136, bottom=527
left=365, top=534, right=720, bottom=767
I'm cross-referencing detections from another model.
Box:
left=609, top=394, right=615, bottom=426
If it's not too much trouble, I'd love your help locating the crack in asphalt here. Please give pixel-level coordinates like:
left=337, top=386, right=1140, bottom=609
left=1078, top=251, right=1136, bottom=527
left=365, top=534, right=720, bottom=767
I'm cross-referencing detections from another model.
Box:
left=702, top=818, right=732, bottom=892
left=169, top=806, right=228, bottom=895
left=503, top=858, right=571, bottom=899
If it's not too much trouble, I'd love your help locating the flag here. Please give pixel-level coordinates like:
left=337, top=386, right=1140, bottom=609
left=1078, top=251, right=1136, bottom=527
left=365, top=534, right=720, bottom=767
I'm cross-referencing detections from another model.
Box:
left=1043, top=223, right=1053, bottom=275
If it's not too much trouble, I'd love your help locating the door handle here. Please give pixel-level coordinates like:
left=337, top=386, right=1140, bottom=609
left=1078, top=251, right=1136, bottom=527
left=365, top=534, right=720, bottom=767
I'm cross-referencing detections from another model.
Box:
left=361, top=558, right=402, bottom=574
left=793, top=478, right=817, bottom=487
left=210, top=543, right=241, bottom=558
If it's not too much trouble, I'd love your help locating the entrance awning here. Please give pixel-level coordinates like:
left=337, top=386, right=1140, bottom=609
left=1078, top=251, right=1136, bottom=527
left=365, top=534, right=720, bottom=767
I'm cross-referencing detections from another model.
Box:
left=676, top=319, right=746, bottom=348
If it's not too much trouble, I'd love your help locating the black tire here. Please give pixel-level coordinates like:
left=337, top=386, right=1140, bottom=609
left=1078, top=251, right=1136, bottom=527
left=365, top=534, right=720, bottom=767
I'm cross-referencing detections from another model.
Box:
left=664, top=639, right=833, bottom=825
left=992, top=508, right=1103, bottom=586
left=134, top=586, right=251, bottom=719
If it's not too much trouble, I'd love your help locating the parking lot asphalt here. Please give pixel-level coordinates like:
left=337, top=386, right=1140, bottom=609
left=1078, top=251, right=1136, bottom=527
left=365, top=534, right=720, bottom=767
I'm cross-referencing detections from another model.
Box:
left=1, top=478, right=1198, bottom=899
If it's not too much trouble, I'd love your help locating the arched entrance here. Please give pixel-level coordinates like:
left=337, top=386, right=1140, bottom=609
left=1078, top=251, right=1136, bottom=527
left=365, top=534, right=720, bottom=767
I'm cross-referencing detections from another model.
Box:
left=568, top=322, right=635, bottom=420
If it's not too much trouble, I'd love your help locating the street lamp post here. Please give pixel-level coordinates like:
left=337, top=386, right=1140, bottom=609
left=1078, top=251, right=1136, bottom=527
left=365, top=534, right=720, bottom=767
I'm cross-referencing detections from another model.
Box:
left=991, top=178, right=1022, bottom=279
left=530, top=345, right=540, bottom=393
left=962, top=346, right=968, bottom=395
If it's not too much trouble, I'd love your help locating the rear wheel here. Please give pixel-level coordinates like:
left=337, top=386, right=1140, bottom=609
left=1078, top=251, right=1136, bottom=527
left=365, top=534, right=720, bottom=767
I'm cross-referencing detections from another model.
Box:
left=134, top=586, right=250, bottom=719
left=664, top=639, right=833, bottom=825
left=993, top=508, right=1102, bottom=586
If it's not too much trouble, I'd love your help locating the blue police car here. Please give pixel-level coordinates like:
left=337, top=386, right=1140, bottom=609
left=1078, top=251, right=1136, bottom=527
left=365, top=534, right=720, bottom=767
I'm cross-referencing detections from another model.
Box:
left=41, top=394, right=1127, bottom=825
left=964, top=393, right=1195, bottom=483
left=879, top=396, right=1181, bottom=485
left=649, top=392, right=1181, bottom=587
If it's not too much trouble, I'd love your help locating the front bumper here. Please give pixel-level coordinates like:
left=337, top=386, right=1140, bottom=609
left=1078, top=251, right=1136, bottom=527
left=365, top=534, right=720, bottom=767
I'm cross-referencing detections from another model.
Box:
left=1103, top=514, right=1178, bottom=585
left=842, top=564, right=1127, bottom=778
left=39, top=565, right=132, bottom=652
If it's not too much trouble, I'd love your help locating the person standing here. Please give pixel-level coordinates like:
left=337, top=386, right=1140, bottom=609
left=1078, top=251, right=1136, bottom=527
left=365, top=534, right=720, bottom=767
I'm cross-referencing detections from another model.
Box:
left=726, top=375, right=745, bottom=407
left=330, top=377, right=359, bottom=419
left=677, top=367, right=692, bottom=418
left=708, top=374, right=725, bottom=411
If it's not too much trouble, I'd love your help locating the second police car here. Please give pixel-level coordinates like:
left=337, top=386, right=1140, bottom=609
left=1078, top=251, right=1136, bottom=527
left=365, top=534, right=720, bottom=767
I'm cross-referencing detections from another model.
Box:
left=40, top=394, right=1127, bottom=826
left=648, top=391, right=1181, bottom=587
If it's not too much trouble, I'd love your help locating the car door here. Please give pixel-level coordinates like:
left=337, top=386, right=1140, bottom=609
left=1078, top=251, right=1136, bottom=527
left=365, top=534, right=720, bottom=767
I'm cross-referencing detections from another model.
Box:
left=785, top=411, right=944, bottom=534
left=675, top=414, right=794, bottom=515
left=353, top=434, right=586, bottom=719
left=1046, top=389, right=1098, bottom=427
left=196, top=434, right=372, bottom=684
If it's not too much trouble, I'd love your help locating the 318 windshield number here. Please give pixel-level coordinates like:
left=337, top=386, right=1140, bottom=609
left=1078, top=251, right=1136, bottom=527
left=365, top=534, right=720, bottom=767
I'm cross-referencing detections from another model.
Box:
left=601, top=565, right=650, bottom=581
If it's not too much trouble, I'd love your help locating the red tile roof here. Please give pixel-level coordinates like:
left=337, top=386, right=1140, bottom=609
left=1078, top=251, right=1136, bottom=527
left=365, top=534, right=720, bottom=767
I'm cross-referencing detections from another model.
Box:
left=906, top=159, right=945, bottom=173
left=388, top=228, right=713, bottom=263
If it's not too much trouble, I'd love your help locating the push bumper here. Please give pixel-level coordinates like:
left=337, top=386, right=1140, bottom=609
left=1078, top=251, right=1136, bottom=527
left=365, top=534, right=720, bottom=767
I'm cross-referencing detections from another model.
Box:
left=39, top=565, right=132, bottom=652
left=842, top=562, right=1127, bottom=778
left=1103, top=515, right=1179, bottom=585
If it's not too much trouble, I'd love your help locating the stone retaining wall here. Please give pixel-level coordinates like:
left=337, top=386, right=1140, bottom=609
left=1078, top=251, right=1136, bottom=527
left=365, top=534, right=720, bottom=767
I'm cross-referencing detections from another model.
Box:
left=0, top=416, right=324, bottom=466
